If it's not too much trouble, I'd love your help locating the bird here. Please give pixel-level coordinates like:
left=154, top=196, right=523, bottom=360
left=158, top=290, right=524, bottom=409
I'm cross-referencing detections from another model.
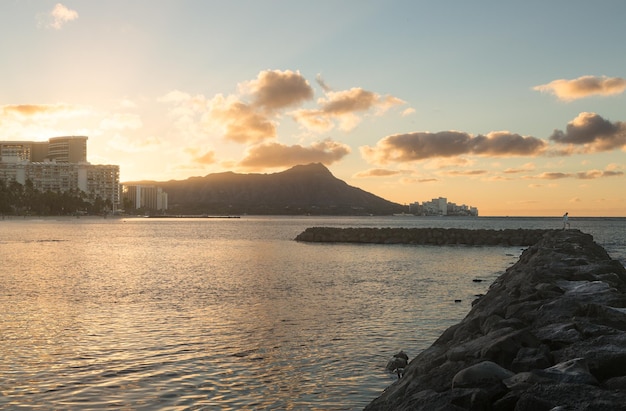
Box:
left=386, top=351, right=409, bottom=378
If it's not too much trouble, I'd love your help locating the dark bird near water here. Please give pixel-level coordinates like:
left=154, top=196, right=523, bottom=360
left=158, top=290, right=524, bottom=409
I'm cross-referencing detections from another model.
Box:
left=386, top=351, right=409, bottom=378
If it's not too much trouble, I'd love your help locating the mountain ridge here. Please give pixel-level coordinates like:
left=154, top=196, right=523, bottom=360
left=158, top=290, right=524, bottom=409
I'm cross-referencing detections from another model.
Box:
left=124, top=163, right=405, bottom=215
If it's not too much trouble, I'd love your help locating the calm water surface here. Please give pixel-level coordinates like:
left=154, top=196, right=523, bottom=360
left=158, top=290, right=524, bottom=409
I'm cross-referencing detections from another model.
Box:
left=1, top=216, right=624, bottom=410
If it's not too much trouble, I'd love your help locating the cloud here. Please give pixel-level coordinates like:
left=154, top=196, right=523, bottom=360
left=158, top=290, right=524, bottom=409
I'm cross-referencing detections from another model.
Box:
left=1, top=103, right=87, bottom=118
left=529, top=168, right=623, bottom=180
left=293, top=88, right=405, bottom=132
left=354, top=168, right=402, bottom=178
left=38, top=3, right=79, bottom=30
left=444, top=169, right=488, bottom=176
left=118, top=99, right=138, bottom=109
left=209, top=98, right=277, bottom=144
left=184, top=148, right=216, bottom=165
left=194, top=151, right=216, bottom=164
left=108, top=134, right=162, bottom=153
left=0, top=103, right=92, bottom=138
left=427, top=157, right=475, bottom=169
left=549, top=112, right=626, bottom=152
left=486, top=175, right=513, bottom=182
left=159, top=71, right=405, bottom=148
left=241, top=70, right=314, bottom=112
left=361, top=130, right=546, bottom=164
left=400, top=177, right=438, bottom=184
left=401, top=108, right=416, bottom=117
left=534, top=75, right=626, bottom=101
left=532, top=172, right=571, bottom=180
left=316, top=74, right=332, bottom=92
left=575, top=170, right=624, bottom=179
left=503, top=162, right=535, bottom=174
left=100, top=113, right=143, bottom=130
left=238, top=139, right=350, bottom=169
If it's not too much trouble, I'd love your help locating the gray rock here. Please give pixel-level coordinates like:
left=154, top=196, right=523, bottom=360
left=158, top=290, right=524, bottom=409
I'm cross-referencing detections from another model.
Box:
left=452, top=360, right=514, bottom=389
left=533, top=358, right=599, bottom=385
left=365, top=230, right=626, bottom=411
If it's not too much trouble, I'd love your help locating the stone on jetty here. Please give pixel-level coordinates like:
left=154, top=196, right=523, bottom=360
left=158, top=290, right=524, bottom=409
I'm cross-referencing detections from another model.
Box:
left=294, top=227, right=551, bottom=246
left=364, top=230, right=626, bottom=410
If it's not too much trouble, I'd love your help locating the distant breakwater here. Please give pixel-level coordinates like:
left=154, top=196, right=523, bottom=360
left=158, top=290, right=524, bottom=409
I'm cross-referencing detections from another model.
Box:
left=364, top=230, right=626, bottom=410
left=294, top=227, right=553, bottom=246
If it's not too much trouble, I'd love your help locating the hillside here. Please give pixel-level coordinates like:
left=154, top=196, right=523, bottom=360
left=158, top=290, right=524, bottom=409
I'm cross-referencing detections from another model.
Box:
left=126, top=163, right=405, bottom=215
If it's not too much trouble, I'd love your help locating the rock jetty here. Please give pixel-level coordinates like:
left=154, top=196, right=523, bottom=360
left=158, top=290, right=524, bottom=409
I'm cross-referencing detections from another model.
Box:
left=364, top=229, right=626, bottom=410
left=295, top=227, right=552, bottom=246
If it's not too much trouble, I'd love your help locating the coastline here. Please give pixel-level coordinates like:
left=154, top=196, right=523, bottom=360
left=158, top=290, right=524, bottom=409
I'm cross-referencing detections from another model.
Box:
left=364, top=229, right=626, bottom=410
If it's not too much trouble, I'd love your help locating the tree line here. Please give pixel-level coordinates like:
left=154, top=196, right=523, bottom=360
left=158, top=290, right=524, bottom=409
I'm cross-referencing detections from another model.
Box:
left=0, top=179, right=112, bottom=216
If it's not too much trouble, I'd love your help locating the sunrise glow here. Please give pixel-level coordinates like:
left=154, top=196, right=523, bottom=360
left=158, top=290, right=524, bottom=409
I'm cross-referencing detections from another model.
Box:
left=1, top=1, right=624, bottom=216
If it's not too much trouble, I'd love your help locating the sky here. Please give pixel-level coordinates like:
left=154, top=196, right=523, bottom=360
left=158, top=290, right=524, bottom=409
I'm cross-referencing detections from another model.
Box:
left=1, top=1, right=625, bottom=217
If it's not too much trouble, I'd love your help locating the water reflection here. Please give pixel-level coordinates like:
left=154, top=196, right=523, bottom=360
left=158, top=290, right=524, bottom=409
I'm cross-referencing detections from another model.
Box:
left=1, top=217, right=623, bottom=409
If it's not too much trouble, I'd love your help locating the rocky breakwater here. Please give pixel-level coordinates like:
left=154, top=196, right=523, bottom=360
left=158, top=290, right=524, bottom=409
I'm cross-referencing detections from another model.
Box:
left=295, top=227, right=551, bottom=246
left=365, top=229, right=626, bottom=411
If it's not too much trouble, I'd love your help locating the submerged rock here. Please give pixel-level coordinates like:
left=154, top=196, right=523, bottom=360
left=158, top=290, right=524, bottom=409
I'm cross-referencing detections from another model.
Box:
left=364, top=230, right=626, bottom=410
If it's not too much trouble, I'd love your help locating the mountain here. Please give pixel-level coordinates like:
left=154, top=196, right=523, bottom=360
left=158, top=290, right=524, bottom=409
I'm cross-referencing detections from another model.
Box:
left=126, top=163, right=405, bottom=215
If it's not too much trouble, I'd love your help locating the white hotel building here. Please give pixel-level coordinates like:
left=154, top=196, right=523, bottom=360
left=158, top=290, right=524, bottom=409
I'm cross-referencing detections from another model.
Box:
left=0, top=136, right=120, bottom=210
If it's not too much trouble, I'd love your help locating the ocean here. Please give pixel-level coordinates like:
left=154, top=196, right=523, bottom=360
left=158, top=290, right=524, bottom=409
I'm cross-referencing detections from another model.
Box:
left=1, top=216, right=624, bottom=410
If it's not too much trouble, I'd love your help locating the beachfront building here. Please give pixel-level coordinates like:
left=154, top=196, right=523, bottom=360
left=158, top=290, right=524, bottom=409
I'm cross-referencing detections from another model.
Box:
left=423, top=197, right=448, bottom=216
left=409, top=197, right=479, bottom=216
left=447, top=201, right=479, bottom=217
left=0, top=136, right=120, bottom=211
left=122, top=185, right=168, bottom=212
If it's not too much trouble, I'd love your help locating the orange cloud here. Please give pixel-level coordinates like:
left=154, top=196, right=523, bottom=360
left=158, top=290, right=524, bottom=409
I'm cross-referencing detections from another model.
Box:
left=549, top=112, right=626, bottom=152
left=361, top=130, right=546, bottom=164
left=486, top=175, right=513, bottom=181
left=210, top=100, right=276, bottom=144
left=238, top=139, right=350, bottom=169
left=444, top=169, right=488, bottom=176
left=1, top=103, right=85, bottom=118
left=400, top=177, right=438, bottom=184
left=354, top=168, right=402, bottom=178
left=534, top=75, right=626, bottom=101
left=159, top=71, right=405, bottom=146
left=293, top=88, right=405, bottom=132
left=188, top=149, right=216, bottom=165
left=531, top=172, right=571, bottom=180
left=503, top=162, right=535, bottom=174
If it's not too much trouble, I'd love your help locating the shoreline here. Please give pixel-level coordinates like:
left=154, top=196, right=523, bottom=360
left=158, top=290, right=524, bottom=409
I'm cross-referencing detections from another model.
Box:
left=364, top=229, right=626, bottom=410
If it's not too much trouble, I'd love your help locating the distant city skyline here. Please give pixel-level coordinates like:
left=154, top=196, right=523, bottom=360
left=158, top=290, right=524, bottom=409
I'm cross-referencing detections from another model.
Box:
left=1, top=1, right=624, bottom=216
left=408, top=197, right=478, bottom=216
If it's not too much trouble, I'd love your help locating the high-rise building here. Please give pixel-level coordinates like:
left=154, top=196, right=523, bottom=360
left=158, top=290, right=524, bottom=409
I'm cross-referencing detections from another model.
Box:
left=122, top=185, right=168, bottom=211
left=0, top=136, right=120, bottom=210
left=47, top=136, right=87, bottom=163
left=0, top=141, right=48, bottom=162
